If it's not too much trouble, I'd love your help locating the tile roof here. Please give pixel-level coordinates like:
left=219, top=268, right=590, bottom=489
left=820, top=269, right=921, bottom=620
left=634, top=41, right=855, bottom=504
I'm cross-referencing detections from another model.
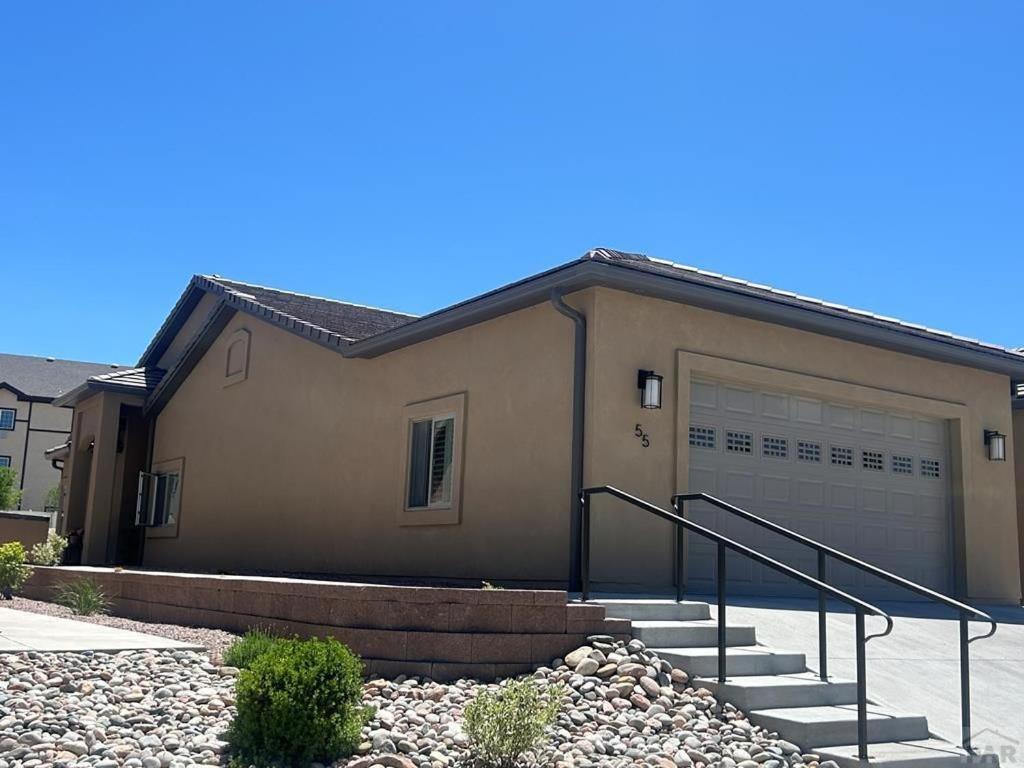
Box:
left=87, top=366, right=165, bottom=392
left=0, top=353, right=125, bottom=400
left=205, top=276, right=417, bottom=342
left=584, top=248, right=1024, bottom=360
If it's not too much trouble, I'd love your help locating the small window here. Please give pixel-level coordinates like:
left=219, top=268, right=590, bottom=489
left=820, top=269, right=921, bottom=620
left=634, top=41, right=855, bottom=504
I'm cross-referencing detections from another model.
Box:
left=407, top=415, right=455, bottom=509
left=862, top=450, right=884, bottom=472
left=689, top=425, right=716, bottom=450
left=762, top=435, right=788, bottom=459
left=830, top=445, right=854, bottom=467
left=797, top=440, right=821, bottom=463
left=921, top=458, right=941, bottom=479
left=0, top=408, right=15, bottom=431
left=0, top=456, right=10, bottom=468
left=726, top=430, right=753, bottom=454
left=892, top=455, right=913, bottom=475
left=136, top=471, right=182, bottom=527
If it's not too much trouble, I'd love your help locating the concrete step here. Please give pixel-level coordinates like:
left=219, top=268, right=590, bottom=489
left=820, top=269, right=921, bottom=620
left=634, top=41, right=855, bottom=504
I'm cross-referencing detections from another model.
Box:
left=631, top=619, right=757, bottom=648
left=749, top=704, right=931, bottom=748
left=694, top=672, right=859, bottom=711
left=814, top=739, right=995, bottom=768
left=596, top=599, right=712, bottom=622
left=656, top=645, right=808, bottom=677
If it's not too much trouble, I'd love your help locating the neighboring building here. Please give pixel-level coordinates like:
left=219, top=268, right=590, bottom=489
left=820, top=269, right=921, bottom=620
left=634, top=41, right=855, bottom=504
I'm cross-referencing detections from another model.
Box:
left=0, top=353, right=123, bottom=511
left=53, top=250, right=1024, bottom=603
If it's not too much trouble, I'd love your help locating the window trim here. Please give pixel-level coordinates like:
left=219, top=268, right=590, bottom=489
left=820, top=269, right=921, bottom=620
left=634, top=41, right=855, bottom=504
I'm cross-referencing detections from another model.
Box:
left=0, top=408, right=15, bottom=431
left=143, top=457, right=185, bottom=539
left=0, top=455, right=11, bottom=468
left=398, top=393, right=466, bottom=526
left=406, top=412, right=457, bottom=510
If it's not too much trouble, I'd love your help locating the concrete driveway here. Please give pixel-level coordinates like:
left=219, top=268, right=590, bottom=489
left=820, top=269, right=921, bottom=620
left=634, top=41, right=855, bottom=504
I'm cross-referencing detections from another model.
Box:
left=0, top=607, right=201, bottom=652
left=693, top=595, right=1024, bottom=763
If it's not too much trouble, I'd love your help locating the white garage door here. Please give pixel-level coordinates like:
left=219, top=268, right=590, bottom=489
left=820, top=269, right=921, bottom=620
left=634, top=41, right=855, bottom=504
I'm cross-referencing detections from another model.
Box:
left=685, top=378, right=953, bottom=600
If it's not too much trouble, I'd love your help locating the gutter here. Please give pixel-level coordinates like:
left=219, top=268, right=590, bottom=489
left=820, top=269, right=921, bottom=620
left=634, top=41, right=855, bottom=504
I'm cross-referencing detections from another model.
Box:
left=549, top=289, right=586, bottom=592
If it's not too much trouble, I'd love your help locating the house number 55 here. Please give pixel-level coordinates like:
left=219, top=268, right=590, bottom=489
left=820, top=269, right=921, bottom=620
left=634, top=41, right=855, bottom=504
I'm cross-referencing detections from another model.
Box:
left=634, top=424, right=650, bottom=448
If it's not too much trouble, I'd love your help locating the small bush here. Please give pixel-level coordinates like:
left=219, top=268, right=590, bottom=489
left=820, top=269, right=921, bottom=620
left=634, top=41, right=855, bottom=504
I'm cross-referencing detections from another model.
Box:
left=0, top=468, right=21, bottom=511
left=54, top=577, right=109, bottom=615
left=228, top=637, right=369, bottom=766
left=223, top=629, right=283, bottom=670
left=464, top=678, right=564, bottom=768
left=29, top=531, right=68, bottom=566
left=0, top=542, right=32, bottom=599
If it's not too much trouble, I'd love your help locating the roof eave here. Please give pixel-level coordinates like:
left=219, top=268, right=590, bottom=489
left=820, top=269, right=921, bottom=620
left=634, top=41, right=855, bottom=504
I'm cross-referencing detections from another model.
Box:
left=52, top=380, right=150, bottom=408
left=346, top=259, right=1024, bottom=378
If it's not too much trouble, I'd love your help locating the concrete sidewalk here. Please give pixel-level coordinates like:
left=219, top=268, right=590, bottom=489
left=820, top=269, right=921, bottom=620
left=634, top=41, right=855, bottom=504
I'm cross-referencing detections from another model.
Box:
left=692, top=595, right=1024, bottom=762
left=0, top=607, right=202, bottom=652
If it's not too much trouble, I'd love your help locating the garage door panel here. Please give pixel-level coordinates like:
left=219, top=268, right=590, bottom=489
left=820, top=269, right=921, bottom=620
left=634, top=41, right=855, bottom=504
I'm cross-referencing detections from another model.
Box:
left=687, top=378, right=952, bottom=599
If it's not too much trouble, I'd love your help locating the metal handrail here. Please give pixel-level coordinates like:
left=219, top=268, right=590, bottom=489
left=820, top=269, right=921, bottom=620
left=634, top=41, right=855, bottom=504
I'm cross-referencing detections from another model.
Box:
left=579, top=485, right=892, bottom=760
left=672, top=490, right=997, bottom=753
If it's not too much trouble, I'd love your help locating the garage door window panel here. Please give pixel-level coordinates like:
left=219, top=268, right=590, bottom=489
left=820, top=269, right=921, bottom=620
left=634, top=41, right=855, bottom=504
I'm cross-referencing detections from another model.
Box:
left=726, top=430, right=753, bottom=454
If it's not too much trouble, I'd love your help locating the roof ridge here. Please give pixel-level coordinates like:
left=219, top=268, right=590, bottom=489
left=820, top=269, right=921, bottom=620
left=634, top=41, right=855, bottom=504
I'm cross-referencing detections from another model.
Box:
left=0, top=351, right=123, bottom=368
left=202, top=275, right=419, bottom=318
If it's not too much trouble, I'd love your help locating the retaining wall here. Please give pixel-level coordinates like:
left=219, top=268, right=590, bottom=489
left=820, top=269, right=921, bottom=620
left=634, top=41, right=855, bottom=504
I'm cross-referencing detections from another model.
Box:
left=23, top=567, right=630, bottom=680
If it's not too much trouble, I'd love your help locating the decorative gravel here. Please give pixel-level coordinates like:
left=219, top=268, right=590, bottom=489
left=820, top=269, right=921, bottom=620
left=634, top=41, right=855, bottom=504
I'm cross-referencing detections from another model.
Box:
left=4, top=599, right=238, bottom=664
left=0, top=635, right=823, bottom=768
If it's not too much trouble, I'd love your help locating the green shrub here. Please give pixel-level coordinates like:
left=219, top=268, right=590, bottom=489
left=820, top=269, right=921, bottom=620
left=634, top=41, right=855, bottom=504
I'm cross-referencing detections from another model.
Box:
left=464, top=678, right=564, bottom=768
left=0, top=468, right=21, bottom=511
left=0, top=542, right=32, bottom=599
left=228, top=637, right=369, bottom=766
left=54, top=577, right=109, bottom=615
left=223, top=629, right=283, bottom=670
left=29, top=531, right=68, bottom=566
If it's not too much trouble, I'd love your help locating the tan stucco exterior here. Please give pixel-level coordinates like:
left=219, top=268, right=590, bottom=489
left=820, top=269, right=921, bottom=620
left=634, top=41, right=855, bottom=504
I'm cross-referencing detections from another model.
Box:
left=59, top=279, right=1023, bottom=603
left=143, top=299, right=578, bottom=582
left=581, top=288, right=1019, bottom=602
left=0, top=388, right=72, bottom=511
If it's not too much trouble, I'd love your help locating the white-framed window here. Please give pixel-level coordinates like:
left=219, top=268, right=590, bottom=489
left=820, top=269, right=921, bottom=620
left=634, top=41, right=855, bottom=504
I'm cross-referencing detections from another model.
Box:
left=0, top=456, right=11, bottom=468
left=407, top=414, right=455, bottom=509
left=830, top=445, right=854, bottom=467
left=921, top=458, right=941, bottom=479
left=892, top=455, right=913, bottom=475
left=862, top=450, right=885, bottom=472
left=136, top=470, right=182, bottom=527
left=762, top=435, right=788, bottom=459
left=689, top=425, right=716, bottom=450
left=0, top=408, right=15, bottom=431
left=797, top=440, right=821, bottom=463
left=726, top=430, right=753, bottom=454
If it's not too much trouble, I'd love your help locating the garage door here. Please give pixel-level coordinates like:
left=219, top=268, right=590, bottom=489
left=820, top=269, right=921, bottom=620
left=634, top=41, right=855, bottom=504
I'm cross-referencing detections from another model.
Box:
left=685, top=378, right=953, bottom=600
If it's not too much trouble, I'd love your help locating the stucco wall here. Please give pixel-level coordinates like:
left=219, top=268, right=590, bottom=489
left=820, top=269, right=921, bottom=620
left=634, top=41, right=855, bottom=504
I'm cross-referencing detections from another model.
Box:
left=144, top=297, right=579, bottom=582
left=0, top=513, right=50, bottom=549
left=583, top=288, right=1020, bottom=602
left=1013, top=406, right=1024, bottom=602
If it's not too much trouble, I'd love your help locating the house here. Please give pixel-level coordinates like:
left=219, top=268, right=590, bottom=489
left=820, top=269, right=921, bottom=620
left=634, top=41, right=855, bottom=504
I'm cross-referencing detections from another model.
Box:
left=0, top=353, right=123, bottom=511
left=52, top=249, right=1024, bottom=603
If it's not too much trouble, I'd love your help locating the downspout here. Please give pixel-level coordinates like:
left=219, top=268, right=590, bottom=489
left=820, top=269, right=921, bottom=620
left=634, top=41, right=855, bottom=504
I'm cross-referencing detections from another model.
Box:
left=549, top=289, right=586, bottom=592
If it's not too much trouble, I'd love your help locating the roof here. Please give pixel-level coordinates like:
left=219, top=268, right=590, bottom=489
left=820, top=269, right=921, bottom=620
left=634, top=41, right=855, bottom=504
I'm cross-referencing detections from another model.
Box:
left=585, top=248, right=1023, bottom=358
left=208, top=277, right=416, bottom=342
left=0, top=353, right=124, bottom=401
left=52, top=366, right=165, bottom=408
left=134, top=247, right=1024, bottom=416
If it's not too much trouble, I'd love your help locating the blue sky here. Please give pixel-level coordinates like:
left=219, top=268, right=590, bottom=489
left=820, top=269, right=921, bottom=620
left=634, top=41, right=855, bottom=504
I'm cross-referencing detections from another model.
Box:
left=2, top=3, right=1021, bottom=364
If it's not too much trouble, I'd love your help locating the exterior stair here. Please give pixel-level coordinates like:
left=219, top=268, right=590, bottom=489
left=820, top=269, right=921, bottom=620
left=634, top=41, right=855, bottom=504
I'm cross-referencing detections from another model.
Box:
left=597, top=599, right=989, bottom=768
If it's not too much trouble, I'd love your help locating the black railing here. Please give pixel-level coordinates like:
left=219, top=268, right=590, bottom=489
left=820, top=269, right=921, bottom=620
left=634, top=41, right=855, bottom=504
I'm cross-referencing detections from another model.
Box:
left=672, top=491, right=997, bottom=754
left=579, top=485, right=893, bottom=760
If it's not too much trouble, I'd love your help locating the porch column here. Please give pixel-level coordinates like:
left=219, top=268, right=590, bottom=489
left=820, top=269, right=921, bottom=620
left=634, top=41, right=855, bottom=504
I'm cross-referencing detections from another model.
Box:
left=81, top=394, right=121, bottom=564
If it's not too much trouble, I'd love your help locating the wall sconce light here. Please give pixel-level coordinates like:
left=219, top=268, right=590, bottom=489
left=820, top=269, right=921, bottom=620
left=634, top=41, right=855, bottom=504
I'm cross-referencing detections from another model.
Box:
left=637, top=369, right=663, bottom=409
left=984, top=429, right=1006, bottom=461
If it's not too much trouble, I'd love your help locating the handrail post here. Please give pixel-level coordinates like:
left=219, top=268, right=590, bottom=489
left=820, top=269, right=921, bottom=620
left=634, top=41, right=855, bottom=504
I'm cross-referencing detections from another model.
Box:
left=580, top=491, right=591, bottom=603
left=675, top=500, right=685, bottom=603
left=817, top=550, right=828, bottom=681
left=855, top=608, right=868, bottom=760
left=960, top=612, right=972, bottom=752
left=717, top=541, right=727, bottom=684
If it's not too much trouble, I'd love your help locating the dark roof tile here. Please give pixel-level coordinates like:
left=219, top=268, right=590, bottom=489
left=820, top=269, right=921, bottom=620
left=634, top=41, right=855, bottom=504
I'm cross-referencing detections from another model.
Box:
left=0, top=353, right=125, bottom=399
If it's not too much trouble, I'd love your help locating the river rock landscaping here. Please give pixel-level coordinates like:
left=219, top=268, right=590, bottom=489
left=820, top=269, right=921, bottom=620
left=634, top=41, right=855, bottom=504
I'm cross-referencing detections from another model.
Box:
left=0, top=635, right=824, bottom=768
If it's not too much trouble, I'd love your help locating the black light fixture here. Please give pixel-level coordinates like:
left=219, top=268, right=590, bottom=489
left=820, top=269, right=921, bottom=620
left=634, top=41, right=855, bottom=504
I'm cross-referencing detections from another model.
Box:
left=984, top=429, right=1006, bottom=462
left=637, top=369, right=663, bottom=409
